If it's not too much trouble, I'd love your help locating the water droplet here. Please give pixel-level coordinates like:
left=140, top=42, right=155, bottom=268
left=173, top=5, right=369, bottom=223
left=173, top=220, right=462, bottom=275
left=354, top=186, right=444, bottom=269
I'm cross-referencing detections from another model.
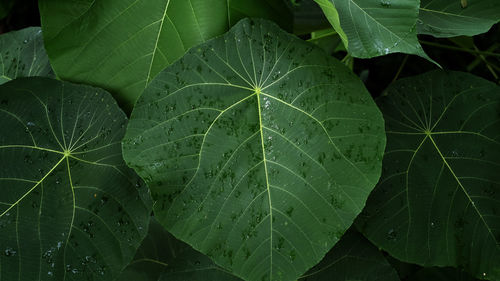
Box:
left=380, top=0, right=391, bottom=7
left=386, top=229, right=397, bottom=241
left=4, top=247, right=16, bottom=256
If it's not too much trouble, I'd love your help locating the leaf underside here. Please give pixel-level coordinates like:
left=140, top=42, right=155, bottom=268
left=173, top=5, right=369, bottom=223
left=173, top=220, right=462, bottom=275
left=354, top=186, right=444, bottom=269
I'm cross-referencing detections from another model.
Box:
left=357, top=70, right=500, bottom=280
left=418, top=0, right=500, bottom=37
left=316, top=0, right=433, bottom=61
left=0, top=77, right=151, bottom=281
left=123, top=18, right=385, bottom=281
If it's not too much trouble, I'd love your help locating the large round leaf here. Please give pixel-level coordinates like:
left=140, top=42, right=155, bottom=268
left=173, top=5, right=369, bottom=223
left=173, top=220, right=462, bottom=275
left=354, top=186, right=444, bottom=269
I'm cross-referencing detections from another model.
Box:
left=357, top=71, right=500, bottom=280
left=38, top=0, right=292, bottom=109
left=123, top=18, right=385, bottom=281
left=418, top=0, right=500, bottom=37
left=313, top=0, right=434, bottom=62
left=0, top=27, right=53, bottom=85
left=0, top=77, right=152, bottom=281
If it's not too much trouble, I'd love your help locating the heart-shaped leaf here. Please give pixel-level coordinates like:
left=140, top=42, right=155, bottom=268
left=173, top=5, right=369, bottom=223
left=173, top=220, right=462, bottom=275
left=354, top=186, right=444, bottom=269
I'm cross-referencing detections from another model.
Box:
left=123, top=18, right=385, bottom=281
left=0, top=27, right=53, bottom=85
left=38, top=0, right=292, bottom=109
left=357, top=70, right=500, bottom=280
left=0, top=77, right=152, bottom=281
left=418, top=0, right=500, bottom=37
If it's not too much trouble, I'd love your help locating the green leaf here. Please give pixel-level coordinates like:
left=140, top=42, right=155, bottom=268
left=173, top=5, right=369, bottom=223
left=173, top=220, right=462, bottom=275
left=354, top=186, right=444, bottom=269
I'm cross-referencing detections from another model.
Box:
left=123, top=18, right=385, bottom=281
left=313, top=0, right=348, bottom=49
left=38, top=0, right=292, bottom=109
left=418, top=0, right=500, bottom=37
left=314, top=0, right=434, bottom=61
left=408, top=267, right=481, bottom=281
left=300, top=230, right=400, bottom=281
left=357, top=70, right=500, bottom=280
left=0, top=27, right=54, bottom=85
left=0, top=77, right=152, bottom=281
left=118, top=219, right=242, bottom=281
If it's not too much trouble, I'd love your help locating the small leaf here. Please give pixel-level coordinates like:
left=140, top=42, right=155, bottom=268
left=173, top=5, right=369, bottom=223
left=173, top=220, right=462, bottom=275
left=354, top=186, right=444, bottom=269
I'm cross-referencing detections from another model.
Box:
left=0, top=27, right=54, bottom=85
left=123, top=18, right=385, bottom=281
left=0, top=77, right=152, bottom=281
left=418, top=0, right=500, bottom=37
left=357, top=70, right=500, bottom=280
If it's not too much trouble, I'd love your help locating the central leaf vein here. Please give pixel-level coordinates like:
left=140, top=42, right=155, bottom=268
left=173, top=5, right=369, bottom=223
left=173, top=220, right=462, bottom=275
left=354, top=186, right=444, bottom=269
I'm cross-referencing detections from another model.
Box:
left=256, top=91, right=273, bottom=279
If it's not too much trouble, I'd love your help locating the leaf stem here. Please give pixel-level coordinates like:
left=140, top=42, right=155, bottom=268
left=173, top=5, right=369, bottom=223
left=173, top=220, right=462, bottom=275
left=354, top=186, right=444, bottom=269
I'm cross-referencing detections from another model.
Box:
left=392, top=55, right=409, bottom=83
left=307, top=30, right=338, bottom=42
left=419, top=40, right=500, bottom=57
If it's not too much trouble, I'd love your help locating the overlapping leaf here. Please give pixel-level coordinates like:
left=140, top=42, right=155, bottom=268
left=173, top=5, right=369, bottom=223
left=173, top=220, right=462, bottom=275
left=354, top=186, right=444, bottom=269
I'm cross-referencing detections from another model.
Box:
left=408, top=267, right=480, bottom=281
left=357, top=71, right=500, bottom=280
left=0, top=77, right=152, bottom=281
left=0, top=27, right=53, bottom=85
left=123, top=18, right=385, bottom=281
left=118, top=219, right=242, bottom=281
left=314, top=0, right=433, bottom=61
left=38, top=0, right=292, bottom=109
left=300, top=230, right=400, bottom=281
left=418, top=0, right=500, bottom=37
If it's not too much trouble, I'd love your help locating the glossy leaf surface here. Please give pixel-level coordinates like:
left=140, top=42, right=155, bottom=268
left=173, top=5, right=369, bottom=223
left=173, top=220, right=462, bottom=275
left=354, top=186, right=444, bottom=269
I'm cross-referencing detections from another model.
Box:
left=38, top=0, right=292, bottom=109
left=314, top=0, right=432, bottom=60
left=300, top=230, right=400, bottom=281
left=0, top=27, right=53, bottom=85
left=0, top=77, right=152, bottom=281
left=118, top=219, right=242, bottom=281
left=418, top=0, right=500, bottom=37
left=357, top=71, right=500, bottom=280
left=123, top=18, right=385, bottom=281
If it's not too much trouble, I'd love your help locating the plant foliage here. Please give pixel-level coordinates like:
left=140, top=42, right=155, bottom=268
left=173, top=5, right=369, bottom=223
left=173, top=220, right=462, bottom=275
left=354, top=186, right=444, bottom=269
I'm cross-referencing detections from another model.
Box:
left=122, top=18, right=385, bottom=281
left=0, top=77, right=152, bottom=280
left=357, top=71, right=500, bottom=280
left=0, top=0, right=499, bottom=281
